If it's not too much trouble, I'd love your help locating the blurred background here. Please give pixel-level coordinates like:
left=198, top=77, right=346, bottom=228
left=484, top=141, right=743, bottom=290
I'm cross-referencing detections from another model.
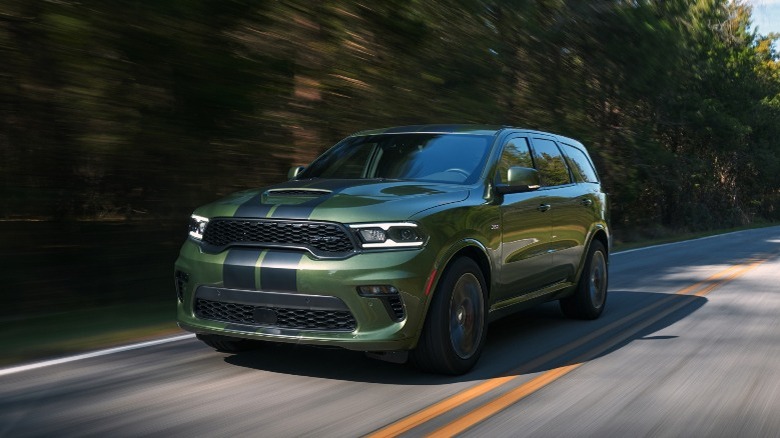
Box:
left=1, top=0, right=779, bottom=362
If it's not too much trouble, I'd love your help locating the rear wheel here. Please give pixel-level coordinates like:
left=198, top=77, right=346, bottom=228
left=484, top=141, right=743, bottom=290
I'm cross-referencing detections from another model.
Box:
left=197, top=334, right=259, bottom=353
left=560, top=240, right=608, bottom=320
left=412, top=257, right=487, bottom=375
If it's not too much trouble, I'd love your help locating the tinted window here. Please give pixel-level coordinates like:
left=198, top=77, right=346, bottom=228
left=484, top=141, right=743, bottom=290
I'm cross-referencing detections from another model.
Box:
left=300, top=133, right=492, bottom=184
left=496, top=137, right=533, bottom=184
left=562, top=144, right=599, bottom=183
left=315, top=142, right=375, bottom=178
left=531, top=139, right=571, bottom=187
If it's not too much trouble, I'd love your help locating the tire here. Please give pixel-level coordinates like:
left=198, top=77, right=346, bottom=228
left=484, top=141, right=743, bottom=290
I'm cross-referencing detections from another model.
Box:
left=196, top=334, right=259, bottom=353
left=560, top=240, right=608, bottom=320
left=412, top=257, right=488, bottom=375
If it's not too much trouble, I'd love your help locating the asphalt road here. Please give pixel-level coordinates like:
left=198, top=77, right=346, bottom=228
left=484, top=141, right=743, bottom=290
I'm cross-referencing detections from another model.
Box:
left=2, top=226, right=780, bottom=437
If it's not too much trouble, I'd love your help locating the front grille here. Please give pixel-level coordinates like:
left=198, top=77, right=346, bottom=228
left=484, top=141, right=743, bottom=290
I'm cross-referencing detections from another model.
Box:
left=202, top=219, right=355, bottom=256
left=195, top=298, right=357, bottom=332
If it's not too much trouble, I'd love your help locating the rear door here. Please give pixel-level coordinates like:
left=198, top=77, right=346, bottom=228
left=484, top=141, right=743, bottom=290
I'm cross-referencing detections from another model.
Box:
left=553, top=142, right=603, bottom=283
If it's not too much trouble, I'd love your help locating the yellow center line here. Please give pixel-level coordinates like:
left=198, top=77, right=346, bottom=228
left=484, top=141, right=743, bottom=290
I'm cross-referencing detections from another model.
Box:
left=427, top=364, right=583, bottom=438
left=674, top=263, right=744, bottom=296
left=365, top=257, right=770, bottom=438
left=425, top=256, right=771, bottom=437
left=365, top=376, right=516, bottom=438
left=692, top=258, right=764, bottom=297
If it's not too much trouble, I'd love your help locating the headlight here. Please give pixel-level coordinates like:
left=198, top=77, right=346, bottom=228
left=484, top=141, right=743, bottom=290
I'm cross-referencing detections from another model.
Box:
left=188, top=214, right=209, bottom=241
left=349, top=222, right=425, bottom=249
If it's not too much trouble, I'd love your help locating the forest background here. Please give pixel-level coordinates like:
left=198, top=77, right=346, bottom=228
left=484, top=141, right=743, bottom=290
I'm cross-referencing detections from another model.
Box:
left=1, top=0, right=779, bottom=359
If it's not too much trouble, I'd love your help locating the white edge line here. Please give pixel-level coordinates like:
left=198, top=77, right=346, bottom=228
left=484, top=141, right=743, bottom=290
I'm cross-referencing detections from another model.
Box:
left=0, top=333, right=195, bottom=377
left=612, top=227, right=764, bottom=256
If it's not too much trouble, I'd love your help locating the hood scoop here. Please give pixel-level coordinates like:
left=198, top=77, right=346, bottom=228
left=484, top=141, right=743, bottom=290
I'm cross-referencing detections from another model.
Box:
left=266, top=188, right=332, bottom=197
left=262, top=188, right=333, bottom=206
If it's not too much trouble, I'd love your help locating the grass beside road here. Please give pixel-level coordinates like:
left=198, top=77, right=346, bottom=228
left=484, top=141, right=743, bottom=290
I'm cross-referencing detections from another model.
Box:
left=0, top=301, right=181, bottom=367
left=611, top=221, right=777, bottom=252
left=1, top=220, right=185, bottom=367
left=2, top=220, right=777, bottom=368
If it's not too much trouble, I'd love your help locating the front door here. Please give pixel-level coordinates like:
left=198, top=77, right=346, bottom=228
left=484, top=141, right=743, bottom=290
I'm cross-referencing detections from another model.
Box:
left=495, top=136, right=555, bottom=305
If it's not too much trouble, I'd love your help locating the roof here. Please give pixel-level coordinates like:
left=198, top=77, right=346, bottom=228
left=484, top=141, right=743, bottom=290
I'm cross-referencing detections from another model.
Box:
left=352, top=124, right=504, bottom=136
left=350, top=124, right=586, bottom=149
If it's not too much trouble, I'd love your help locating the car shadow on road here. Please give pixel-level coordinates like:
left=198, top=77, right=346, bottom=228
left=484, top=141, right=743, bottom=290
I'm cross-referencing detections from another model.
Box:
left=224, top=290, right=706, bottom=384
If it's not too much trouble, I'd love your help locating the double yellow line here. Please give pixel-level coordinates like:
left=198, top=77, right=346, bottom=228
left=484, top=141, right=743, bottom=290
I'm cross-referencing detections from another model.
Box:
left=367, top=255, right=771, bottom=438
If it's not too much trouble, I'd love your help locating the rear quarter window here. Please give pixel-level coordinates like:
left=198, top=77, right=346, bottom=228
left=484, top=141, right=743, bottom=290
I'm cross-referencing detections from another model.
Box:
left=561, top=143, right=599, bottom=183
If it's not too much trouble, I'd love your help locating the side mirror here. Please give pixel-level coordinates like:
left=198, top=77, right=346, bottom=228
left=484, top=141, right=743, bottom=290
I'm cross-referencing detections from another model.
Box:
left=495, top=166, right=541, bottom=195
left=288, top=166, right=305, bottom=179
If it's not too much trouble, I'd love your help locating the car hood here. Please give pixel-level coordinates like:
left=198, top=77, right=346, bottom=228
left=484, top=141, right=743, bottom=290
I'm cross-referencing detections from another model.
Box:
left=194, top=179, right=470, bottom=223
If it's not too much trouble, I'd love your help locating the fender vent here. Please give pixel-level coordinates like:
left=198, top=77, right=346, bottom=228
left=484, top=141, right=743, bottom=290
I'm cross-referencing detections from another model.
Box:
left=174, top=271, right=188, bottom=303
left=385, top=296, right=405, bottom=321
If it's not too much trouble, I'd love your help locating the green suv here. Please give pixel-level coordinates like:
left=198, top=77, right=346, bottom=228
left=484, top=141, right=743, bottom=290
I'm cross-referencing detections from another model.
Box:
left=175, top=125, right=609, bottom=374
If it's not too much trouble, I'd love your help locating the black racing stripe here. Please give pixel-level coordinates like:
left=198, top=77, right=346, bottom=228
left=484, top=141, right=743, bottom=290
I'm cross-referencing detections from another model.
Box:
left=260, top=250, right=301, bottom=292
left=304, top=178, right=383, bottom=192
left=223, top=248, right=262, bottom=290
left=270, top=179, right=375, bottom=219
left=233, top=192, right=273, bottom=217
left=271, top=195, right=331, bottom=219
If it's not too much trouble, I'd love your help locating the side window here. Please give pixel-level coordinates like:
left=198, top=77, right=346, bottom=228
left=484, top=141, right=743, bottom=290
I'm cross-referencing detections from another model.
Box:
left=531, top=138, right=571, bottom=187
left=496, top=137, right=533, bottom=184
left=562, top=144, right=599, bottom=183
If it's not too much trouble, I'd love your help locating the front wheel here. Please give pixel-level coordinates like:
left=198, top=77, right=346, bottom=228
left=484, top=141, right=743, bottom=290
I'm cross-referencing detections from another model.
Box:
left=412, top=257, right=488, bottom=375
left=560, top=240, right=608, bottom=320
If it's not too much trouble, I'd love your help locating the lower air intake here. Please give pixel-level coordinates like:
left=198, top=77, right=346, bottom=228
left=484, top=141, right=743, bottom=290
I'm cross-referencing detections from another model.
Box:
left=195, top=298, right=357, bottom=332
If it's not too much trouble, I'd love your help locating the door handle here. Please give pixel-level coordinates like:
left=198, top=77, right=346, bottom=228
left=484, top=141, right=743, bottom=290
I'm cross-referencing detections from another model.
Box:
left=537, top=204, right=551, bottom=212
left=580, top=198, right=593, bottom=207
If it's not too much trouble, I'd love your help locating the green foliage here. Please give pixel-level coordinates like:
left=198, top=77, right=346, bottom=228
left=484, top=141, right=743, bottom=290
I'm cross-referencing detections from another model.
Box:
left=1, top=0, right=779, bottom=234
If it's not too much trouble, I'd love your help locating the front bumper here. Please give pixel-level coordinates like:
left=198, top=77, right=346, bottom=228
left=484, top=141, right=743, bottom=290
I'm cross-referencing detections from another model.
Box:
left=174, top=239, right=436, bottom=351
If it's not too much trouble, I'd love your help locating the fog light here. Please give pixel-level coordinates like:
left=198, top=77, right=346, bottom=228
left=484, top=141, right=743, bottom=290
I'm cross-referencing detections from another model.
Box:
left=357, top=285, right=405, bottom=321
left=357, top=285, right=399, bottom=297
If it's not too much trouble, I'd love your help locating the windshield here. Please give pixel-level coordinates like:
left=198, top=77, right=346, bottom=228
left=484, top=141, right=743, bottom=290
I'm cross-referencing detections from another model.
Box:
left=299, top=133, right=494, bottom=184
